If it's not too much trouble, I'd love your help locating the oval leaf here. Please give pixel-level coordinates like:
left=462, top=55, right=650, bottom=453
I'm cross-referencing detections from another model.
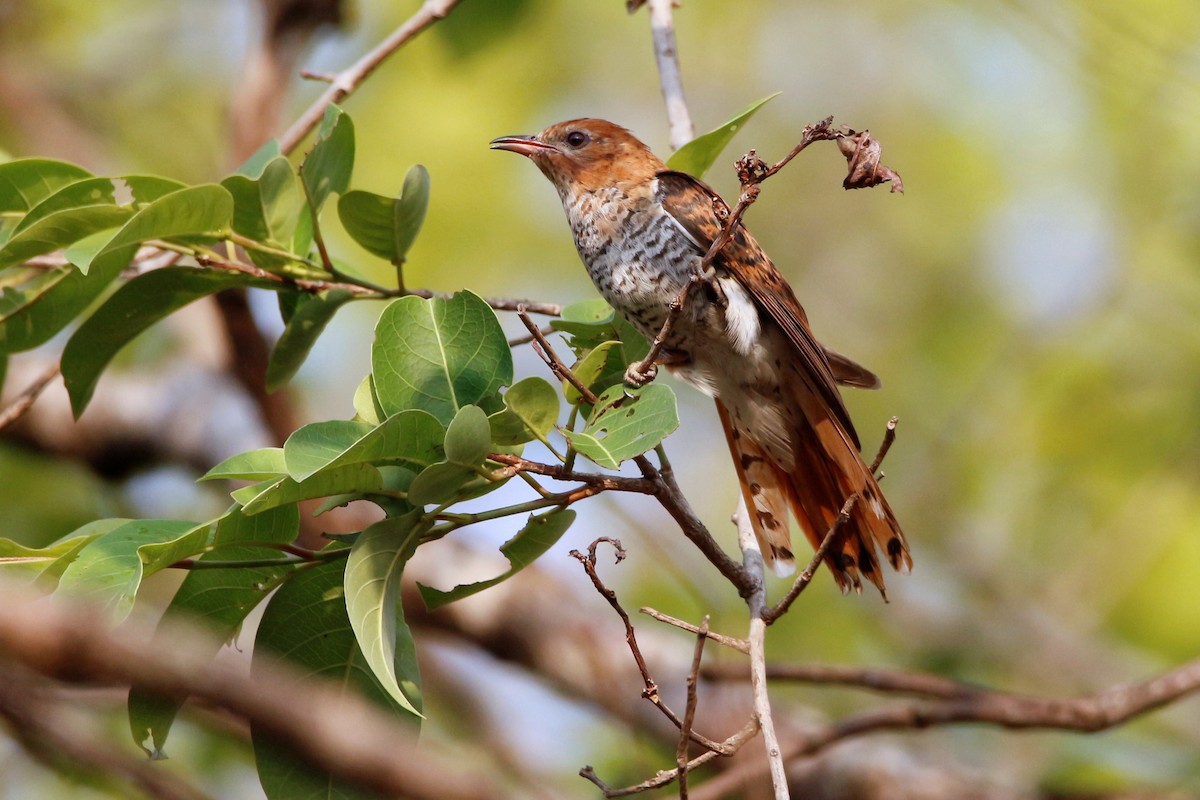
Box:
left=202, top=448, right=287, bottom=481
left=265, top=288, right=356, bottom=392
left=371, top=291, right=512, bottom=424
left=55, top=519, right=208, bottom=623
left=443, top=404, right=490, bottom=467
left=128, top=504, right=299, bottom=757
left=563, top=383, right=680, bottom=469
left=283, top=410, right=444, bottom=482
left=72, top=184, right=234, bottom=276
left=61, top=267, right=272, bottom=417
left=0, top=158, right=92, bottom=213
left=489, top=376, right=560, bottom=445
left=344, top=514, right=423, bottom=716
left=666, top=93, right=780, bottom=178
left=253, top=558, right=418, bottom=800
left=300, top=104, right=355, bottom=214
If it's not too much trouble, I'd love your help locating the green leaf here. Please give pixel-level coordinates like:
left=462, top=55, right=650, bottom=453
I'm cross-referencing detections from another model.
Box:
left=0, top=158, right=92, bottom=213
left=234, top=139, right=282, bottom=179
left=283, top=410, right=445, bottom=482
left=401, top=404, right=494, bottom=506
left=612, top=312, right=652, bottom=363
left=418, top=508, right=576, bottom=609
left=565, top=340, right=622, bottom=404
left=201, top=448, right=287, bottom=481
left=563, top=383, right=680, bottom=469
left=71, top=184, right=233, bottom=276
left=666, top=93, right=780, bottom=178
left=265, top=288, right=355, bottom=392
left=0, top=519, right=126, bottom=587
left=128, top=504, right=299, bottom=757
left=489, top=376, right=560, bottom=445
left=239, top=462, right=383, bottom=515
left=337, top=163, right=430, bottom=264
left=0, top=255, right=125, bottom=354
left=61, top=267, right=272, bottom=417
left=55, top=519, right=209, bottom=622
left=0, top=175, right=187, bottom=268
left=0, top=205, right=130, bottom=269
left=13, top=175, right=183, bottom=235
left=344, top=514, right=423, bottom=716
left=406, top=463, right=481, bottom=506
left=371, top=291, right=512, bottom=424
left=443, top=404, right=490, bottom=467
left=222, top=156, right=304, bottom=268
left=353, top=375, right=383, bottom=425
left=300, top=105, right=355, bottom=214
left=253, top=558, right=416, bottom=800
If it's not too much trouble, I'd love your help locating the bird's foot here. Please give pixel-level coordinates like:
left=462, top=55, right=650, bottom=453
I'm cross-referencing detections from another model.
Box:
left=624, top=360, right=658, bottom=388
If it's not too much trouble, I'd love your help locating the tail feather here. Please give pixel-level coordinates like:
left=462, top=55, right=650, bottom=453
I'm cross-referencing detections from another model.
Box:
left=717, top=389, right=911, bottom=596
left=717, top=401, right=796, bottom=576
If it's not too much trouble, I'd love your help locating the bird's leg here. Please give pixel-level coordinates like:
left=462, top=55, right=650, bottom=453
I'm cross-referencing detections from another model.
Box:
left=625, top=271, right=712, bottom=388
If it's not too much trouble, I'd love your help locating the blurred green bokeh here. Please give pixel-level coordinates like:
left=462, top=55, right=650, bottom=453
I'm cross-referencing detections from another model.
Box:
left=1, top=0, right=1198, bottom=797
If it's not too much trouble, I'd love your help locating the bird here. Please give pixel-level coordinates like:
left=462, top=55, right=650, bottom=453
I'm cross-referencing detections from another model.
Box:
left=491, top=118, right=910, bottom=595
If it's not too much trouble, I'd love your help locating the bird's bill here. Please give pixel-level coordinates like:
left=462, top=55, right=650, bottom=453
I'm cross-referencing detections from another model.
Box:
left=489, top=135, right=558, bottom=157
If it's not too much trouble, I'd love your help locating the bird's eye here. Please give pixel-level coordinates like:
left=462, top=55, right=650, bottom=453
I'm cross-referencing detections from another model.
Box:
left=565, top=130, right=589, bottom=148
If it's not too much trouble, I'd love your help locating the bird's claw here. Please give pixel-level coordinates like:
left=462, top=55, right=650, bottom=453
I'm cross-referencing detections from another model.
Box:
left=624, top=361, right=657, bottom=388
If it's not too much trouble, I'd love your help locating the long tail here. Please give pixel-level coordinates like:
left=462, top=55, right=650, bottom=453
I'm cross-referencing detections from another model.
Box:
left=717, top=398, right=911, bottom=597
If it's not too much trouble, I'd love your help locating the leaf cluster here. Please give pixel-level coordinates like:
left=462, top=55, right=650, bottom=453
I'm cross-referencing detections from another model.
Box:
left=0, top=104, right=681, bottom=799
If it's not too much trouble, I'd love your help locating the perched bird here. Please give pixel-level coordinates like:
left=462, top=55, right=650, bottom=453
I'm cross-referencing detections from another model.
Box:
left=491, top=119, right=910, bottom=595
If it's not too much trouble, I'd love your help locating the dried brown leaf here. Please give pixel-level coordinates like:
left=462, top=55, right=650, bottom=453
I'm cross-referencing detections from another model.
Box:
left=837, top=129, right=904, bottom=193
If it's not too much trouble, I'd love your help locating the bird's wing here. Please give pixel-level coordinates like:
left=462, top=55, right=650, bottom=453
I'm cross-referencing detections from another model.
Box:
left=654, top=169, right=862, bottom=447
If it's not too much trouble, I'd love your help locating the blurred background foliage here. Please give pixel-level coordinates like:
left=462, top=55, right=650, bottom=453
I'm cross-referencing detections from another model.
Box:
left=1, top=0, right=1198, bottom=797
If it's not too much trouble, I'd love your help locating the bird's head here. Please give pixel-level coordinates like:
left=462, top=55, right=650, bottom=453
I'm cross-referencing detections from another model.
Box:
left=490, top=118, right=665, bottom=194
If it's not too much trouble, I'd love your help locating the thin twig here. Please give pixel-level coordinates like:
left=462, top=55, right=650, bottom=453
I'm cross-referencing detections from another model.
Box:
left=734, top=498, right=789, bottom=799
left=691, top=656, right=1200, bottom=800
left=700, top=661, right=988, bottom=701
left=580, top=718, right=760, bottom=798
left=569, top=539, right=733, bottom=756
left=644, top=0, right=694, bottom=151
left=0, top=363, right=61, bottom=432
left=278, top=0, right=465, bottom=154
left=676, top=616, right=709, bottom=798
left=760, top=495, right=854, bottom=625
left=486, top=452, right=657, bottom=494
left=507, top=325, right=555, bottom=348
left=870, top=416, right=899, bottom=475
left=518, top=309, right=598, bottom=404
left=640, top=607, right=749, bottom=654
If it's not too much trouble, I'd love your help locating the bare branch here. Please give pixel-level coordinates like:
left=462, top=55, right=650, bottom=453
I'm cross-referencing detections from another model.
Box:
left=734, top=498, right=789, bottom=799
left=760, top=495, right=854, bottom=624
left=278, top=0, right=464, bottom=154
left=701, top=661, right=989, bottom=702
left=693, top=657, right=1200, bottom=798
left=640, top=0, right=694, bottom=150
left=569, top=539, right=733, bottom=756
left=0, top=664, right=210, bottom=800
left=0, top=363, right=60, bottom=433
left=640, top=607, right=749, bottom=654
left=580, top=717, right=760, bottom=798
left=676, top=616, right=710, bottom=798
left=0, top=590, right=502, bottom=800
